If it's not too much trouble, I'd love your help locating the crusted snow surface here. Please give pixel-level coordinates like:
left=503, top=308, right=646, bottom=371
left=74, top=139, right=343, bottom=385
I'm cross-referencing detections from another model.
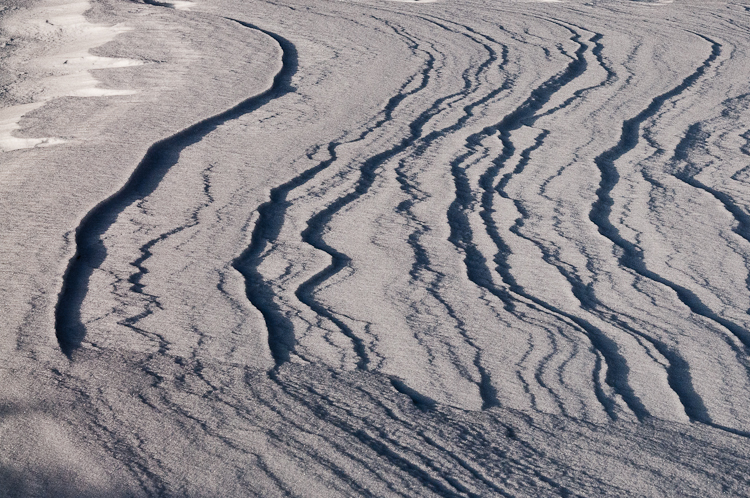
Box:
left=3, top=0, right=750, bottom=495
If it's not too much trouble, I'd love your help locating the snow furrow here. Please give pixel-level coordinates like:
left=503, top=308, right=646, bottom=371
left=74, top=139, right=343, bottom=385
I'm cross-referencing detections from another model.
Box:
left=390, top=19, right=512, bottom=408
left=234, top=18, right=443, bottom=369
left=446, top=22, right=645, bottom=418
left=293, top=18, right=477, bottom=371
left=55, top=18, right=297, bottom=355
left=588, top=35, right=750, bottom=353
left=117, top=164, right=217, bottom=354
left=232, top=142, right=340, bottom=366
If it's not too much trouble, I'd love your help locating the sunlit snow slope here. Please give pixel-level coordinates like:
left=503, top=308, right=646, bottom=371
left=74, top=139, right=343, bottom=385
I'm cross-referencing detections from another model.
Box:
left=3, top=0, right=750, bottom=495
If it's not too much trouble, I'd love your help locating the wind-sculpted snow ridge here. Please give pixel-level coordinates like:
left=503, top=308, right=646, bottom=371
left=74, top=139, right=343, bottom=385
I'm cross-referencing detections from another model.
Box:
left=54, top=15, right=296, bottom=356
left=6, top=0, right=750, bottom=494
left=585, top=33, right=743, bottom=426
left=445, top=20, right=647, bottom=418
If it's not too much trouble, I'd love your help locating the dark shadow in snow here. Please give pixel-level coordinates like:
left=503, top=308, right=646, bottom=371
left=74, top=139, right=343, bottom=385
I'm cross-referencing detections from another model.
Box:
left=390, top=377, right=437, bottom=411
left=445, top=23, right=648, bottom=419
left=233, top=20, right=444, bottom=369
left=589, top=35, right=750, bottom=353
left=232, top=143, right=339, bottom=366
left=54, top=19, right=298, bottom=356
left=140, top=0, right=177, bottom=7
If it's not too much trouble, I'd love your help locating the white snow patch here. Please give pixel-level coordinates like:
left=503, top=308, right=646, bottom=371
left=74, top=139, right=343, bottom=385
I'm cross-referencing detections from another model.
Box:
left=0, top=0, right=142, bottom=152
left=170, top=1, right=195, bottom=10
left=0, top=103, right=66, bottom=151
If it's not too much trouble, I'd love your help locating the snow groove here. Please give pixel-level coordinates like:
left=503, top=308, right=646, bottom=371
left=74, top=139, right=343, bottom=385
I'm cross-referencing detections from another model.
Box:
left=389, top=18, right=514, bottom=408
left=114, top=162, right=218, bottom=354
left=291, top=19, right=467, bottom=370
left=294, top=81, right=435, bottom=369
left=234, top=19, right=443, bottom=369
left=587, top=35, right=750, bottom=353
left=232, top=143, right=340, bottom=366
left=445, top=22, right=648, bottom=418
left=55, top=18, right=298, bottom=355
left=670, top=121, right=750, bottom=274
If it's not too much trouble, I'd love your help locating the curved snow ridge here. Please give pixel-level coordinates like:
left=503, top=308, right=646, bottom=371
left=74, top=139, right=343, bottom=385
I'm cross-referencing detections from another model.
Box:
left=54, top=18, right=297, bottom=356
left=232, top=14, right=524, bottom=405
left=443, top=21, right=647, bottom=417
left=481, top=22, right=698, bottom=423
left=113, top=162, right=217, bottom=355
left=229, top=19, right=445, bottom=369
left=232, top=141, right=342, bottom=366
left=390, top=17, right=514, bottom=410
left=588, top=35, right=750, bottom=352
left=394, top=17, right=510, bottom=409
left=292, top=21, right=440, bottom=371
left=277, top=18, right=509, bottom=385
